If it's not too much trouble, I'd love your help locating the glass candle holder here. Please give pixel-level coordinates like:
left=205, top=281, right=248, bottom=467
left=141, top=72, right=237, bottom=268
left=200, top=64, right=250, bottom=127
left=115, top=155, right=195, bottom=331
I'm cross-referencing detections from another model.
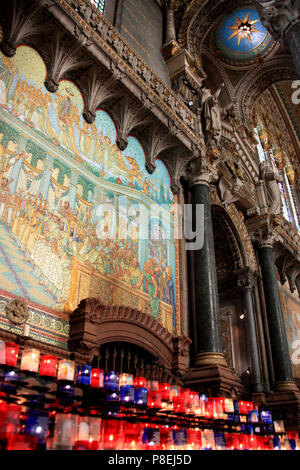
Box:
left=0, top=340, right=5, bottom=365
left=76, top=365, right=92, bottom=385
left=172, top=428, right=188, bottom=448
left=273, top=420, right=285, bottom=433
left=101, top=419, right=124, bottom=450
left=76, top=416, right=101, bottom=443
left=106, top=391, right=119, bottom=402
left=260, top=411, right=272, bottom=424
left=5, top=343, right=19, bottom=368
left=201, top=430, right=215, bottom=450
left=214, top=432, right=226, bottom=451
left=170, top=385, right=180, bottom=400
left=142, top=425, right=161, bottom=450
left=223, top=398, right=234, bottom=413
left=0, top=403, right=21, bottom=439
left=7, top=434, right=38, bottom=450
left=91, top=369, right=104, bottom=388
left=39, top=355, right=58, bottom=378
left=159, top=425, right=173, bottom=451
left=134, top=377, right=147, bottom=388
left=120, top=385, right=135, bottom=405
left=147, top=391, right=162, bottom=409
left=57, top=359, right=75, bottom=382
left=134, top=387, right=148, bottom=407
left=24, top=409, right=49, bottom=444
left=20, top=348, right=40, bottom=373
left=173, top=396, right=185, bottom=414
left=158, top=383, right=170, bottom=401
left=147, top=380, right=158, bottom=391
left=239, top=401, right=253, bottom=415
left=123, top=422, right=144, bottom=450
left=104, top=371, right=118, bottom=391
left=119, top=373, right=133, bottom=387
left=47, top=413, right=78, bottom=450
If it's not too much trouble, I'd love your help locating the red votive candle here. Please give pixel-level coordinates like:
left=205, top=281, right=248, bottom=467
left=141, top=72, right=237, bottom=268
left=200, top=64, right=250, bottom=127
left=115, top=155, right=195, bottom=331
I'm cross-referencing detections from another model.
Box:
left=5, top=343, right=19, bottom=367
left=134, top=377, right=147, bottom=388
left=239, top=401, right=253, bottom=414
left=7, top=434, right=38, bottom=450
left=123, top=422, right=144, bottom=450
left=101, top=419, right=124, bottom=450
left=173, top=395, right=185, bottom=414
left=158, top=383, right=170, bottom=401
left=147, top=391, right=162, bottom=409
left=39, top=355, right=58, bottom=377
left=91, top=369, right=104, bottom=388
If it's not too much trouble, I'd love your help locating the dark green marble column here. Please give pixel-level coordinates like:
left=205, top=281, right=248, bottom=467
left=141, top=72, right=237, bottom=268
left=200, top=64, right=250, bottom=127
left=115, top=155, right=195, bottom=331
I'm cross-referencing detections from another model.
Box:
left=258, top=246, right=296, bottom=389
left=190, top=182, right=225, bottom=367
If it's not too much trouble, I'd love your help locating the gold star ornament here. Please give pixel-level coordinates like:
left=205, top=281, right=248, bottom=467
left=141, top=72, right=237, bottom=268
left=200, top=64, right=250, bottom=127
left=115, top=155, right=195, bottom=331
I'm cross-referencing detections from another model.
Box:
left=228, top=13, right=260, bottom=46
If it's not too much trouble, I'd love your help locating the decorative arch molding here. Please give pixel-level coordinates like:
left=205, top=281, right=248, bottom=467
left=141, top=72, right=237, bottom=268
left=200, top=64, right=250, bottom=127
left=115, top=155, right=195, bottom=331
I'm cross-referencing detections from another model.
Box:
left=69, top=299, right=191, bottom=375
left=237, top=58, right=297, bottom=124
left=210, top=189, right=258, bottom=272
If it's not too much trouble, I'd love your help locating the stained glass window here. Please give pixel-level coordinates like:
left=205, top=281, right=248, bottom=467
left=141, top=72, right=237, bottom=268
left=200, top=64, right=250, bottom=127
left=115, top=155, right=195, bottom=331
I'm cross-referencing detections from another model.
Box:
left=90, top=0, right=105, bottom=13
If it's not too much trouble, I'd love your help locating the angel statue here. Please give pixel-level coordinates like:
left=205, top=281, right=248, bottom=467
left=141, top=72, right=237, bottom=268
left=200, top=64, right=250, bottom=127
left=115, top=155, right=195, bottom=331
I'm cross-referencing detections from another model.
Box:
left=200, top=83, right=225, bottom=147
left=259, top=162, right=283, bottom=215
left=219, top=175, right=243, bottom=205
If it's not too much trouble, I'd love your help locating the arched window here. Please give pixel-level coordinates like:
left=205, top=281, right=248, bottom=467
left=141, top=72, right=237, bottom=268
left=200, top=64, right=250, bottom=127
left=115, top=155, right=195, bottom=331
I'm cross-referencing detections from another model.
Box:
left=90, top=0, right=105, bottom=14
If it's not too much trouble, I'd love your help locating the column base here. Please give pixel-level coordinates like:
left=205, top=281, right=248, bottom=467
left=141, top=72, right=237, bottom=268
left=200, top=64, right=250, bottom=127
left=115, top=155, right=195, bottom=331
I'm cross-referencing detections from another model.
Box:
left=251, top=392, right=266, bottom=405
left=182, top=361, right=244, bottom=398
left=266, top=383, right=300, bottom=427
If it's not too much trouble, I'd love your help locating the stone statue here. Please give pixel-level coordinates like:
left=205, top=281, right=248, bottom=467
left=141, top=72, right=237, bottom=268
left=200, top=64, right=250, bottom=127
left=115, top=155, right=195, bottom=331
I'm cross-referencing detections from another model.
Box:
left=259, top=162, right=283, bottom=215
left=219, top=175, right=243, bottom=205
left=200, top=83, right=225, bottom=147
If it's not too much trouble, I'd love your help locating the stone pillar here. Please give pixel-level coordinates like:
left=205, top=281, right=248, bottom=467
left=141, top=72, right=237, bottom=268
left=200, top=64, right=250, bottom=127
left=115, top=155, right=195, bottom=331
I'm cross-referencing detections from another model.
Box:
left=258, top=234, right=296, bottom=391
left=238, top=271, right=264, bottom=398
left=183, top=158, right=243, bottom=396
left=190, top=179, right=224, bottom=366
left=255, top=0, right=300, bottom=78
left=257, top=229, right=300, bottom=424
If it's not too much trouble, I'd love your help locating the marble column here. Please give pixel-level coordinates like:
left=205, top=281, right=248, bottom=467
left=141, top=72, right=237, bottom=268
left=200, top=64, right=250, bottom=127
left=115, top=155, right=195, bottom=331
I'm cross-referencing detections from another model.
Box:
left=258, top=235, right=297, bottom=392
left=188, top=163, right=226, bottom=368
left=239, top=273, right=263, bottom=394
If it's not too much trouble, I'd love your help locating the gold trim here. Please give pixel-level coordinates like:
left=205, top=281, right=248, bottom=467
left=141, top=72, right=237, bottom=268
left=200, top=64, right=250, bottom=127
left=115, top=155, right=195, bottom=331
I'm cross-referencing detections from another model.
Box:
left=194, top=352, right=228, bottom=367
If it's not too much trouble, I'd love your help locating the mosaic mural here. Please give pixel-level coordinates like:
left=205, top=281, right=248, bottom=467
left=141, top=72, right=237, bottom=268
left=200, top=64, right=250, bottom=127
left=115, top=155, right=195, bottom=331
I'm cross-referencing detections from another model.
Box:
left=280, top=288, right=300, bottom=379
left=0, top=45, right=180, bottom=335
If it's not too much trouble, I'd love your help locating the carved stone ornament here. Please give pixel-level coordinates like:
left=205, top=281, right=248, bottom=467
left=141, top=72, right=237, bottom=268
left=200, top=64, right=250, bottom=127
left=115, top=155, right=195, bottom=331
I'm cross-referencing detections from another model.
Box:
left=254, top=0, right=300, bottom=41
left=185, top=155, right=219, bottom=187
left=5, top=299, right=29, bottom=325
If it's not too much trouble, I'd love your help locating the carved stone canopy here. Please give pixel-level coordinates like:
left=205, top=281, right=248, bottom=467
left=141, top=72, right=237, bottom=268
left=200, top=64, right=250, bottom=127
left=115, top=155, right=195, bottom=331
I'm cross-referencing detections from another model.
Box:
left=70, top=299, right=191, bottom=378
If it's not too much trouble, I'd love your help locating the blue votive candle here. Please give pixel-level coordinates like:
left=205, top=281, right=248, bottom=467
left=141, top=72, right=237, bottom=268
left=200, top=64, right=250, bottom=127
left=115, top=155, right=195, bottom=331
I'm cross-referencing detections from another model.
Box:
left=260, top=411, right=272, bottom=424
left=173, top=429, right=188, bottom=447
left=120, top=385, right=134, bottom=405
left=104, top=371, right=118, bottom=391
left=134, top=387, right=148, bottom=407
left=76, top=365, right=91, bottom=385
left=106, top=391, right=119, bottom=402
left=25, top=409, right=49, bottom=444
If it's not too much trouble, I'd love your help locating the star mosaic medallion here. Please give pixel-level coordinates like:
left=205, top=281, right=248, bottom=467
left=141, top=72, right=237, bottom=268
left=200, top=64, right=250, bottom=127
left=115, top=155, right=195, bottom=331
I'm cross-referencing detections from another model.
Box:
left=228, top=13, right=260, bottom=45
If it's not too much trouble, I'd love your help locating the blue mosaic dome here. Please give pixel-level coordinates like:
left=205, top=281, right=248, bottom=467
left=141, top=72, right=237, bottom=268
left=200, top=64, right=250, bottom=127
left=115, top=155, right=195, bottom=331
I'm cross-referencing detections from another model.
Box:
left=216, top=7, right=275, bottom=65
